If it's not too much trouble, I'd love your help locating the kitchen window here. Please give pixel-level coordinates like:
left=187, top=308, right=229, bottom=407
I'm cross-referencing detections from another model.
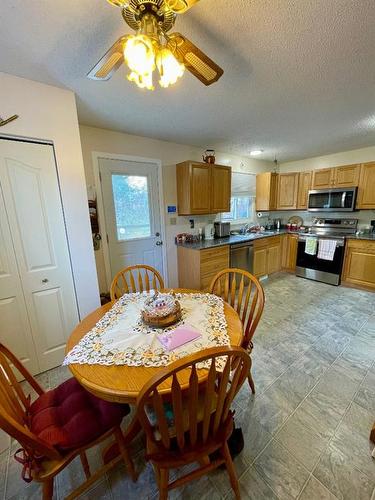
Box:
left=221, top=172, right=256, bottom=223
left=222, top=195, right=255, bottom=222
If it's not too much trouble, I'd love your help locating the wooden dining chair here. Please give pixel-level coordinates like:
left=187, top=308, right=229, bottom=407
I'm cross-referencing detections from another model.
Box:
left=209, top=268, right=265, bottom=394
left=136, top=346, right=251, bottom=500
left=0, top=343, right=136, bottom=500
left=110, top=264, right=165, bottom=301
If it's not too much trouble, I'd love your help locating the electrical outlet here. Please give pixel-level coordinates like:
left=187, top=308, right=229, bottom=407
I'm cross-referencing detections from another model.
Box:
left=170, top=217, right=177, bottom=225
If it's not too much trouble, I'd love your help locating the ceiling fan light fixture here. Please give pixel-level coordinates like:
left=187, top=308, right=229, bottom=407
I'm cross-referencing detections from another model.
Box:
left=123, top=34, right=156, bottom=90
left=156, top=47, right=185, bottom=88
left=250, top=150, right=264, bottom=156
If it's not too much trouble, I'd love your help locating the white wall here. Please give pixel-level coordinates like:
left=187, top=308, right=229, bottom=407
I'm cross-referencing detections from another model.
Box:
left=79, top=125, right=272, bottom=291
left=269, top=145, right=375, bottom=227
left=0, top=73, right=100, bottom=318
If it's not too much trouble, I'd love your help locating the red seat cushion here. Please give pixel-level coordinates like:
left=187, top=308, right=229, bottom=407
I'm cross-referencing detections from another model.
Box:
left=29, top=378, right=129, bottom=452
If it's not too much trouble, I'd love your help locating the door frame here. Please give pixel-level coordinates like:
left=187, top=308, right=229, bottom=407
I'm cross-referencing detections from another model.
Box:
left=92, top=152, right=168, bottom=290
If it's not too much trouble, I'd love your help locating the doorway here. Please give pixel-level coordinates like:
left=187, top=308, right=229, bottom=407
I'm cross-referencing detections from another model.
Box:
left=98, top=156, right=166, bottom=287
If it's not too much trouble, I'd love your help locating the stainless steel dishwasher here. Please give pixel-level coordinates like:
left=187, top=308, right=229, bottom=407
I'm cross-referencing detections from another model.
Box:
left=230, top=242, right=254, bottom=273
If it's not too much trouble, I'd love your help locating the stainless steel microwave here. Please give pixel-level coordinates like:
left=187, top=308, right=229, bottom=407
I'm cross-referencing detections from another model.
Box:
left=308, top=187, right=357, bottom=212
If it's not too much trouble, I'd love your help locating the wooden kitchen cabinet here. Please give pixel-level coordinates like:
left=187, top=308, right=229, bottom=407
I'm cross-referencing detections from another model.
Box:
left=256, top=172, right=278, bottom=211
left=297, top=171, right=312, bottom=209
left=356, top=162, right=375, bottom=209
left=281, top=234, right=298, bottom=272
left=312, top=164, right=360, bottom=189
left=253, top=236, right=281, bottom=278
left=211, top=164, right=232, bottom=212
left=176, top=161, right=231, bottom=215
left=177, top=245, right=230, bottom=291
left=311, top=168, right=334, bottom=189
left=342, top=239, right=375, bottom=291
left=335, top=164, right=360, bottom=187
left=277, top=173, right=299, bottom=210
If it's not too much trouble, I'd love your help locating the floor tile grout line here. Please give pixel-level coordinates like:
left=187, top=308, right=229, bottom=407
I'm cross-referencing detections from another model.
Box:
left=242, top=332, right=365, bottom=498
left=296, top=472, right=340, bottom=500
left=305, top=348, right=375, bottom=487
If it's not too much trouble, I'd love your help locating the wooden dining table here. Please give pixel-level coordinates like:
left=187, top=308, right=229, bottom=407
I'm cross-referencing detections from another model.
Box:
left=66, top=289, right=243, bottom=405
left=65, top=288, right=243, bottom=462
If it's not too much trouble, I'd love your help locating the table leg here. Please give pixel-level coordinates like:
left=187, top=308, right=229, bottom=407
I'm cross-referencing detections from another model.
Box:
left=102, top=416, right=142, bottom=464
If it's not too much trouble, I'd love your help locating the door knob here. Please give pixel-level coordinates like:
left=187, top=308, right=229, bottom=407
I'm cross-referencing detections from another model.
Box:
left=41, top=278, right=49, bottom=283
left=156, top=241, right=163, bottom=246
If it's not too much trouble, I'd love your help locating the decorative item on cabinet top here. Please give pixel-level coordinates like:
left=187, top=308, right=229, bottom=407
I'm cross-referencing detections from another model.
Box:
left=202, top=149, right=216, bottom=164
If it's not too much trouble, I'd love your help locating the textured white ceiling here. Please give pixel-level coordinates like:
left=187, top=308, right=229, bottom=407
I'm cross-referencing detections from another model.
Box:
left=1, top=0, right=375, bottom=161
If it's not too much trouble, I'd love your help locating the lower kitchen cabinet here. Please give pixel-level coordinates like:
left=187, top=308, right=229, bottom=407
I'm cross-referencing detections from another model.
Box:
left=177, top=245, right=229, bottom=291
left=342, top=239, right=375, bottom=290
left=253, top=236, right=281, bottom=278
left=281, top=234, right=298, bottom=272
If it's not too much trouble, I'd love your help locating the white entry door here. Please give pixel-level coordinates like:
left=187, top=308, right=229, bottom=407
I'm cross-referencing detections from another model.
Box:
left=0, top=139, right=79, bottom=373
left=99, top=158, right=164, bottom=281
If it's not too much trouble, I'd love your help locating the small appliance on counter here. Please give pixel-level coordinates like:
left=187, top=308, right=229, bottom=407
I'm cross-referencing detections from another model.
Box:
left=204, top=224, right=215, bottom=240
left=214, top=222, right=230, bottom=238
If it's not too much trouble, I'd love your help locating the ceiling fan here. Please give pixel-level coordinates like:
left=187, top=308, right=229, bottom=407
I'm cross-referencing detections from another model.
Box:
left=87, top=0, right=224, bottom=90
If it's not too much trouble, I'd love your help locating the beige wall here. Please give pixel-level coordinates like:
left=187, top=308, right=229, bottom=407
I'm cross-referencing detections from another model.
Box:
left=79, top=125, right=272, bottom=291
left=270, top=145, right=375, bottom=226
left=0, top=73, right=100, bottom=317
left=280, top=145, right=375, bottom=172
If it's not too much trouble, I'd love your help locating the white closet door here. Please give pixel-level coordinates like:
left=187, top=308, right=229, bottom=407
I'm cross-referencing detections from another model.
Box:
left=0, top=184, right=40, bottom=374
left=0, top=139, right=79, bottom=372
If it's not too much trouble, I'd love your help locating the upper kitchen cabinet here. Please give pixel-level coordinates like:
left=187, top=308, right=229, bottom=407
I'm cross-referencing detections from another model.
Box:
left=335, top=164, right=360, bottom=187
left=211, top=164, right=232, bottom=213
left=256, top=172, right=278, bottom=211
left=356, top=162, right=375, bottom=209
left=176, top=161, right=231, bottom=215
left=297, top=171, right=312, bottom=209
left=277, top=172, right=299, bottom=210
left=311, top=167, right=334, bottom=189
left=311, top=164, right=360, bottom=189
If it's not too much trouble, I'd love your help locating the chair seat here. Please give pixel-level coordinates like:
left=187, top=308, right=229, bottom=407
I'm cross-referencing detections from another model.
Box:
left=29, top=378, right=129, bottom=452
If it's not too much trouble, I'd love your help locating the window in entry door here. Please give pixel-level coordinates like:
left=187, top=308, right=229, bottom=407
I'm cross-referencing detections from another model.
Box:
left=111, top=174, right=152, bottom=240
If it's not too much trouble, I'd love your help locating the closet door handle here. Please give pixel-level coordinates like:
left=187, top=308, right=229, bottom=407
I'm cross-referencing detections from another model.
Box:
left=41, top=278, right=49, bottom=283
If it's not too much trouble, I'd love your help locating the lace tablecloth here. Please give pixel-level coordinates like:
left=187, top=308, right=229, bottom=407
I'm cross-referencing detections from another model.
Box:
left=64, top=292, right=229, bottom=368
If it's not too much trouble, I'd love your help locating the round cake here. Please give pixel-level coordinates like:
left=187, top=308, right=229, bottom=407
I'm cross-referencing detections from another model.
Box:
left=141, top=292, right=182, bottom=328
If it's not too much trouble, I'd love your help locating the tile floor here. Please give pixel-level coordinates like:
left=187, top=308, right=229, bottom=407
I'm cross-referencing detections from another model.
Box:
left=1, top=273, right=374, bottom=499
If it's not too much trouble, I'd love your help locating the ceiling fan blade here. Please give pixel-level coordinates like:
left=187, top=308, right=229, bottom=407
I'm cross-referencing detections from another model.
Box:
left=164, top=0, right=200, bottom=13
left=87, top=36, right=128, bottom=81
left=167, top=33, right=223, bottom=85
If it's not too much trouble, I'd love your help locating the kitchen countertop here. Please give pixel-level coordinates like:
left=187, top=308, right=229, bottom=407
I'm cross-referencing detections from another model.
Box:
left=176, top=230, right=289, bottom=250
left=176, top=230, right=375, bottom=250
left=346, top=234, right=375, bottom=241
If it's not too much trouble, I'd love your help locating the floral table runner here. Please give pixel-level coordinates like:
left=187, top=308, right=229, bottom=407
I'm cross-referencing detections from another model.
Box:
left=64, top=292, right=229, bottom=368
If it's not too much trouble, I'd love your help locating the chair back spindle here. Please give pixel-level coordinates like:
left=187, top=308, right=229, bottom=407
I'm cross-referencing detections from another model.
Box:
left=110, top=265, right=165, bottom=301
left=209, top=269, right=265, bottom=350
left=0, top=344, right=60, bottom=460
left=136, top=347, right=250, bottom=454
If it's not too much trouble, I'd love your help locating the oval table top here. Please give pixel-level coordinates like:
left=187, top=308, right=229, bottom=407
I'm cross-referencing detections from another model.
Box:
left=66, top=289, right=243, bottom=404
